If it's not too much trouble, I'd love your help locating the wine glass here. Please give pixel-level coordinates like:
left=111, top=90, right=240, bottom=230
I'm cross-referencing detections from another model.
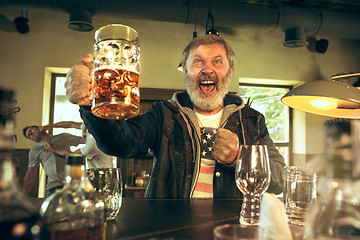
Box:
left=87, top=168, right=123, bottom=221
left=235, top=145, right=271, bottom=225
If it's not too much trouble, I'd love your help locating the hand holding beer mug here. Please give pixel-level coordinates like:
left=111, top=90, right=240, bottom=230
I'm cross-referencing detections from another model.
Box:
left=92, top=24, right=140, bottom=119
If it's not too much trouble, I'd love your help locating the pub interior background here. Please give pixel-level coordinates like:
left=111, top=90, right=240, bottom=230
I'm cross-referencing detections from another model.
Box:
left=1, top=0, right=360, bottom=198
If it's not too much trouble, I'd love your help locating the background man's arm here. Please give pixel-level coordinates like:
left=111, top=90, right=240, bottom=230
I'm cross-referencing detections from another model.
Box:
left=40, top=121, right=82, bottom=131
left=44, top=143, right=82, bottom=156
left=23, top=166, right=39, bottom=197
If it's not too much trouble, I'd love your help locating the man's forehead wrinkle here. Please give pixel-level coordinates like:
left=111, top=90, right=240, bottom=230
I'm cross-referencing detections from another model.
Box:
left=192, top=54, right=223, bottom=59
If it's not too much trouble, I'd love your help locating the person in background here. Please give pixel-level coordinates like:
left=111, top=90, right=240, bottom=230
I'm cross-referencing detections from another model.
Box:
left=22, top=122, right=85, bottom=197
left=65, top=34, right=286, bottom=199
left=41, top=121, right=116, bottom=169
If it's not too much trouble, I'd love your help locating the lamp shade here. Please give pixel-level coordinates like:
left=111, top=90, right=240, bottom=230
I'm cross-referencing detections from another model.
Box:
left=66, top=7, right=94, bottom=32
left=281, top=80, right=360, bottom=118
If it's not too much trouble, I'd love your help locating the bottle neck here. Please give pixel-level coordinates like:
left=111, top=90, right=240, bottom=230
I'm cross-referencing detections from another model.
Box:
left=65, top=164, right=87, bottom=183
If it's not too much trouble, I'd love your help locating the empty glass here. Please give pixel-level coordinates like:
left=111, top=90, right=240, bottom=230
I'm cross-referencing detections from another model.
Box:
left=283, top=166, right=317, bottom=225
left=235, top=145, right=271, bottom=225
left=87, top=168, right=123, bottom=221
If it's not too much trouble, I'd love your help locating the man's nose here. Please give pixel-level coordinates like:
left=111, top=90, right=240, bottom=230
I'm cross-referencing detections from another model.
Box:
left=201, top=62, right=214, bottom=74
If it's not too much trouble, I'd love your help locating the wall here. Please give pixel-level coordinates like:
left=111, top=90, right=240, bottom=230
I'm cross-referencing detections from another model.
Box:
left=1, top=6, right=360, bottom=159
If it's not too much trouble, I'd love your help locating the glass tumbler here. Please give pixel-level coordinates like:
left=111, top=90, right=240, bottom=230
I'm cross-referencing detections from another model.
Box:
left=283, top=166, right=317, bottom=225
left=92, top=24, right=140, bottom=120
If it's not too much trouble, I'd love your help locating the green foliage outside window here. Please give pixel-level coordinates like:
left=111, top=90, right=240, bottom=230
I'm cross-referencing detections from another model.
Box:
left=239, top=86, right=290, bottom=142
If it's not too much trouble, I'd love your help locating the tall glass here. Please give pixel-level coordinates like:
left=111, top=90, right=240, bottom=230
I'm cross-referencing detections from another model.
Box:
left=87, top=168, right=123, bottom=221
left=235, top=145, right=271, bottom=225
left=92, top=24, right=140, bottom=120
left=283, top=166, right=317, bottom=226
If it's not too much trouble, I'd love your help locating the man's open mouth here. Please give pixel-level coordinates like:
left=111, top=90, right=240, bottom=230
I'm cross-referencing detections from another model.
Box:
left=199, top=80, right=216, bottom=93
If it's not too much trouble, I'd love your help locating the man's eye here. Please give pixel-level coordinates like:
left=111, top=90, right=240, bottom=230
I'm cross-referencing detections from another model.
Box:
left=214, top=60, right=222, bottom=65
left=194, top=59, right=202, bottom=65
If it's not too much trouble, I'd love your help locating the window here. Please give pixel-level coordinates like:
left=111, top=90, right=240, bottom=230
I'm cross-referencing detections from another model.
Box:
left=37, top=71, right=84, bottom=198
left=50, top=73, right=82, bottom=137
left=239, top=83, right=292, bottom=166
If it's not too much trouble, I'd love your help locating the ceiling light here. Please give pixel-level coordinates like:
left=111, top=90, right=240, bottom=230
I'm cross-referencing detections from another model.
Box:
left=281, top=78, right=360, bottom=119
left=177, top=63, right=183, bottom=72
left=331, top=72, right=360, bottom=83
left=66, top=7, right=94, bottom=32
left=283, top=26, right=307, bottom=48
left=206, top=12, right=219, bottom=36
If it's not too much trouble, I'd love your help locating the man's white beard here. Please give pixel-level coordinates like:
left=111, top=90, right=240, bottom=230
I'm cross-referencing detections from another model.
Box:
left=185, top=71, right=232, bottom=111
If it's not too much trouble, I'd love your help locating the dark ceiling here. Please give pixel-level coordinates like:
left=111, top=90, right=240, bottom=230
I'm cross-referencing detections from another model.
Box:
left=1, top=0, right=360, bottom=40
left=220, top=0, right=360, bottom=13
left=2, top=0, right=360, bottom=13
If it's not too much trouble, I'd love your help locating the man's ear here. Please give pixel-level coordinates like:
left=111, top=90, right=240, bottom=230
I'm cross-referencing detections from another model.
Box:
left=229, top=67, right=234, bottom=78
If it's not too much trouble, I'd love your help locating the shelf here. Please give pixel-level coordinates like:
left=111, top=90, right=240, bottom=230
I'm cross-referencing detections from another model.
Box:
left=124, top=184, right=146, bottom=198
left=125, top=185, right=146, bottom=190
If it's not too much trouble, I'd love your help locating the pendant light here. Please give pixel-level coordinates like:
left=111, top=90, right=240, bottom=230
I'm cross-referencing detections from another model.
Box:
left=66, top=7, right=94, bottom=32
left=205, top=11, right=219, bottom=36
left=281, top=73, right=360, bottom=118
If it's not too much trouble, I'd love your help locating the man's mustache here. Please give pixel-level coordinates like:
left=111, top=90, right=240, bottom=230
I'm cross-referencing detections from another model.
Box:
left=197, top=74, right=218, bottom=83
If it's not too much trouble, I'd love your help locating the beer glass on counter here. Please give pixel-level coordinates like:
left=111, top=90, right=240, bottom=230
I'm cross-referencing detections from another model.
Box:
left=92, top=24, right=140, bottom=120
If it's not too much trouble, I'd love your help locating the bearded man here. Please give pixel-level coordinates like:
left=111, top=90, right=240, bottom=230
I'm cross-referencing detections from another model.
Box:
left=65, top=34, right=285, bottom=199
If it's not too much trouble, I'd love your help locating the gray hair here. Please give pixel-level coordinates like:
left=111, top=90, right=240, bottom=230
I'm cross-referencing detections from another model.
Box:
left=181, top=35, right=235, bottom=74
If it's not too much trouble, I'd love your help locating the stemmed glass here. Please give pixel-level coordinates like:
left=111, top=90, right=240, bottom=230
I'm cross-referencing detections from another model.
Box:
left=235, top=145, right=271, bottom=225
left=87, top=168, right=123, bottom=221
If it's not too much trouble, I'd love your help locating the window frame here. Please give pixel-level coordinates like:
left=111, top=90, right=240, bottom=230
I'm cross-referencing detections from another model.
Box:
left=49, top=73, right=85, bottom=137
left=49, top=73, right=65, bottom=133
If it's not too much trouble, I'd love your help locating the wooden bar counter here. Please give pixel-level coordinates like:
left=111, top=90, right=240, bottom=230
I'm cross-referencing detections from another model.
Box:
left=106, top=199, right=241, bottom=239
left=30, top=198, right=303, bottom=240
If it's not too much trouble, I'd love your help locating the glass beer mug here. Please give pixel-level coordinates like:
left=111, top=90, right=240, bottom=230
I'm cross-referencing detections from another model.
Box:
left=92, top=24, right=140, bottom=120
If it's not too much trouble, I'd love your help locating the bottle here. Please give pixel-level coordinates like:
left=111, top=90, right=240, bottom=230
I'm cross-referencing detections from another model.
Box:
left=40, top=155, right=105, bottom=240
left=304, top=119, right=360, bottom=239
left=0, top=87, right=43, bottom=239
